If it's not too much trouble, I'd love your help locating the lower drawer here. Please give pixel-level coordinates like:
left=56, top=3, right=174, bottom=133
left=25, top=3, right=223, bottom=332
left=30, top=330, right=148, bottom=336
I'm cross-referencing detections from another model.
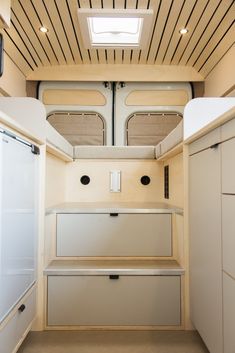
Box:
left=47, top=275, right=181, bottom=326
left=0, top=288, right=36, bottom=353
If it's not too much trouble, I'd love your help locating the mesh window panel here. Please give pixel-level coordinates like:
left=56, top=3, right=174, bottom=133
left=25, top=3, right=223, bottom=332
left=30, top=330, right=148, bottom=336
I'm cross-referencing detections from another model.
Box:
left=126, top=112, right=182, bottom=146
left=47, top=112, right=105, bottom=146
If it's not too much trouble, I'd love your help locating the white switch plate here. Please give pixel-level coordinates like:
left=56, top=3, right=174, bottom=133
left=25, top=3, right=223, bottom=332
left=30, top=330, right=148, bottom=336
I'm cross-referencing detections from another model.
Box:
left=110, top=170, right=121, bottom=192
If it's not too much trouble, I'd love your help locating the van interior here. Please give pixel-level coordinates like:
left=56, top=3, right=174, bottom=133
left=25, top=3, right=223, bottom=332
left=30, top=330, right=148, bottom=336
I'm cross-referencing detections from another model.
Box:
left=0, top=1, right=234, bottom=353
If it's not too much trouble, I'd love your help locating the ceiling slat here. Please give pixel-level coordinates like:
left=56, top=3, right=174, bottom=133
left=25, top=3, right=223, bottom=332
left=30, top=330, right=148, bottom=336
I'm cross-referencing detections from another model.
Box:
left=163, top=0, right=197, bottom=65
left=32, top=0, right=68, bottom=65
left=11, top=0, right=50, bottom=66
left=155, top=0, right=184, bottom=64
left=10, top=12, right=42, bottom=67
left=3, top=33, right=32, bottom=75
left=47, top=0, right=82, bottom=64
left=139, top=0, right=161, bottom=64
left=91, top=0, right=106, bottom=64
left=21, top=0, right=59, bottom=65
left=102, top=0, right=115, bottom=65
left=113, top=0, right=125, bottom=64
left=147, top=0, right=173, bottom=65
left=179, top=0, right=222, bottom=66
left=68, top=0, right=90, bottom=63
left=123, top=0, right=137, bottom=64
left=194, top=6, right=235, bottom=71
left=131, top=0, right=148, bottom=64
left=115, top=49, right=123, bottom=64
left=200, top=27, right=235, bottom=77
left=4, top=23, right=37, bottom=69
left=171, top=0, right=209, bottom=65
left=187, top=1, right=233, bottom=66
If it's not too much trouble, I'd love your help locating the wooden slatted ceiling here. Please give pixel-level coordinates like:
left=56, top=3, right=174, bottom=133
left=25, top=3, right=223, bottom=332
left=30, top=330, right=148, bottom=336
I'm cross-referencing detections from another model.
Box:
left=2, top=0, right=234, bottom=78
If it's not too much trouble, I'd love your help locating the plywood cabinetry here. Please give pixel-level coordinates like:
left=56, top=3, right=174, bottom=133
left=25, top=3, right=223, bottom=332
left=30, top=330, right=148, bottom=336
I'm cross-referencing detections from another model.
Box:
left=188, top=116, right=235, bottom=353
left=189, top=141, right=222, bottom=353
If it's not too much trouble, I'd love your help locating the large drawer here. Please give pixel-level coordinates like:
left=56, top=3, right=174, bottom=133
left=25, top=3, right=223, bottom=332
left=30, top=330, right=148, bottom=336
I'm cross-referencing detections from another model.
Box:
left=223, top=273, right=235, bottom=353
left=56, top=213, right=172, bottom=257
left=47, top=275, right=181, bottom=326
left=222, top=195, right=235, bottom=278
left=222, top=137, right=235, bottom=194
left=0, top=288, right=36, bottom=353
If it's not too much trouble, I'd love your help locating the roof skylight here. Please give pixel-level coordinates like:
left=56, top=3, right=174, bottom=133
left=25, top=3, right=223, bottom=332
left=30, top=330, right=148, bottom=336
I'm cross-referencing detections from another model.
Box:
left=77, top=9, right=153, bottom=49
left=88, top=17, right=142, bottom=46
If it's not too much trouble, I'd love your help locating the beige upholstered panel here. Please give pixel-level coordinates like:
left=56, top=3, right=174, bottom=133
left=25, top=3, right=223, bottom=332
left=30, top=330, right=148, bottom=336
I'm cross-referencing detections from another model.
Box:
left=125, top=90, right=189, bottom=106
left=47, top=112, right=105, bottom=146
left=42, top=90, right=106, bottom=106
left=127, top=113, right=182, bottom=146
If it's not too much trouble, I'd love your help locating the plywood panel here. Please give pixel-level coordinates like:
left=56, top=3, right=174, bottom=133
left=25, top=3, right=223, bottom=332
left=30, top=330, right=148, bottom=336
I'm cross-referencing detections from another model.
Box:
left=46, top=153, right=66, bottom=208
left=147, top=0, right=173, bottom=65
left=171, top=0, right=209, bottom=65
left=187, top=1, right=233, bottom=67
left=19, top=0, right=58, bottom=65
left=42, top=89, right=106, bottom=106
left=163, top=0, right=197, bottom=65
left=139, top=0, right=161, bottom=64
left=10, top=12, right=42, bottom=67
left=179, top=0, right=222, bottom=65
left=200, top=29, right=234, bottom=77
left=194, top=5, right=235, bottom=72
left=155, top=0, right=184, bottom=64
left=66, top=160, right=164, bottom=203
left=33, top=0, right=68, bottom=65
left=68, top=0, right=90, bottom=63
left=125, top=90, right=189, bottom=106
left=10, top=0, right=50, bottom=66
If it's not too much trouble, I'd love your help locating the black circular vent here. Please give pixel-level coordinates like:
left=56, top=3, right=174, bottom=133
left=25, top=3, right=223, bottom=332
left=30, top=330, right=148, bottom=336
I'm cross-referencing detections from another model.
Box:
left=80, top=175, right=90, bottom=185
left=140, top=175, right=151, bottom=185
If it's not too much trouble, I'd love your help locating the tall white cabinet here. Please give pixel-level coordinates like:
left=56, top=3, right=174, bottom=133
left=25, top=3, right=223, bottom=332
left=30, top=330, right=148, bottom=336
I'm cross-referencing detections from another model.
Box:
left=188, top=116, right=235, bottom=353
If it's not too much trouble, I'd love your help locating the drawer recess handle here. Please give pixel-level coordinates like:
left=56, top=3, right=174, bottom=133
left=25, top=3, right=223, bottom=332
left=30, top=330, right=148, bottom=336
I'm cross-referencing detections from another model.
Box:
left=18, top=304, right=26, bottom=312
left=109, top=275, right=119, bottom=280
left=110, top=213, right=118, bottom=217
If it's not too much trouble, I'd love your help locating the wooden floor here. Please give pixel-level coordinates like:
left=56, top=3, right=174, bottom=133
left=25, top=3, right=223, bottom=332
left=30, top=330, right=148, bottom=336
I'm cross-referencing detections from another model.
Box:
left=18, top=330, right=209, bottom=353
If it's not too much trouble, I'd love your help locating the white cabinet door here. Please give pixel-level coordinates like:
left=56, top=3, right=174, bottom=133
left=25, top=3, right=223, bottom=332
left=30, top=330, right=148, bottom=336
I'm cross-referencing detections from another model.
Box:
left=222, top=195, right=235, bottom=278
left=222, top=137, right=235, bottom=194
left=0, top=134, right=37, bottom=323
left=56, top=213, right=172, bottom=257
left=47, top=275, right=181, bottom=326
left=189, top=144, right=223, bottom=353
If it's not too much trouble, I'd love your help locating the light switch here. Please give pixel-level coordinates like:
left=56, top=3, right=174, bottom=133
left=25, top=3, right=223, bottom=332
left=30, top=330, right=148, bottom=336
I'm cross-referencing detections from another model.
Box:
left=110, top=170, right=121, bottom=192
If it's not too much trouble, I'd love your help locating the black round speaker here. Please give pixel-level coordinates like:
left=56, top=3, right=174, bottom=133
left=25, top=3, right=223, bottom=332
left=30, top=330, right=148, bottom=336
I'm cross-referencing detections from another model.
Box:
left=140, top=175, right=151, bottom=185
left=80, top=175, right=90, bottom=185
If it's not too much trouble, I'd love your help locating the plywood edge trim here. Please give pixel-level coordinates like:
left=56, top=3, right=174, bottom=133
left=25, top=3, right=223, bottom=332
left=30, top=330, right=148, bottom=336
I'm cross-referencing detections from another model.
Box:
left=46, top=142, right=73, bottom=162
left=156, top=143, right=183, bottom=162
left=27, top=65, right=204, bottom=82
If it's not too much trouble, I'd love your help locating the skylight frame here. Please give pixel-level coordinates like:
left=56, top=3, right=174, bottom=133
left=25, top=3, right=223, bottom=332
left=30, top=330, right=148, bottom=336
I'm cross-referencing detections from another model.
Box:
left=77, top=9, right=153, bottom=50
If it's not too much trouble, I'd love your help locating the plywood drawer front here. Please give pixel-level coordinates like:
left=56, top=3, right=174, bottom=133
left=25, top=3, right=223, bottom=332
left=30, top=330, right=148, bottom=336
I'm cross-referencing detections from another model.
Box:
left=223, top=273, right=235, bottom=353
left=56, top=214, right=172, bottom=257
left=222, top=195, right=235, bottom=278
left=47, top=275, right=181, bottom=326
left=222, top=138, right=235, bottom=194
left=0, top=288, right=36, bottom=353
left=189, top=127, right=220, bottom=155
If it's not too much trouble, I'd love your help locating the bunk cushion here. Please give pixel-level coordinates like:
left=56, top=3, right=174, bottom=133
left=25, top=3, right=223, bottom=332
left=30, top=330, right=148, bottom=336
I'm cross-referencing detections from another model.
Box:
left=73, top=146, right=155, bottom=159
left=155, top=121, right=183, bottom=158
left=46, top=121, right=73, bottom=158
